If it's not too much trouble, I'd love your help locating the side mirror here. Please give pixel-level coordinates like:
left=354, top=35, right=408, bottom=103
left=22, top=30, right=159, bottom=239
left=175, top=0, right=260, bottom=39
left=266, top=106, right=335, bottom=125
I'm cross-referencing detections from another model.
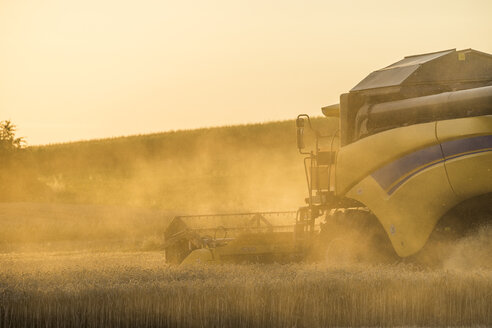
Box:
left=296, top=117, right=305, bottom=149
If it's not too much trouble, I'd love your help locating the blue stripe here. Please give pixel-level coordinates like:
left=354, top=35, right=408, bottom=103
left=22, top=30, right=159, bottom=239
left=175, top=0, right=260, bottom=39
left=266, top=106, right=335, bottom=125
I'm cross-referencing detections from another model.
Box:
left=386, top=158, right=445, bottom=195
left=371, top=134, right=492, bottom=195
left=371, top=144, right=442, bottom=191
left=441, top=135, right=492, bottom=158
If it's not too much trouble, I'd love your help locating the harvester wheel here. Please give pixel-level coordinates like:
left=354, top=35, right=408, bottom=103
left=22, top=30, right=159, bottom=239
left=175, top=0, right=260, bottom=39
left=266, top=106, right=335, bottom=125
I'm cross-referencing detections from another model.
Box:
left=315, top=209, right=398, bottom=264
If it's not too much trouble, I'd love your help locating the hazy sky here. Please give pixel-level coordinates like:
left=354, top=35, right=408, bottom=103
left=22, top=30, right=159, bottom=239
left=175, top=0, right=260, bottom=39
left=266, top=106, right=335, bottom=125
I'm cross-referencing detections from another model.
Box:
left=1, top=0, right=491, bottom=145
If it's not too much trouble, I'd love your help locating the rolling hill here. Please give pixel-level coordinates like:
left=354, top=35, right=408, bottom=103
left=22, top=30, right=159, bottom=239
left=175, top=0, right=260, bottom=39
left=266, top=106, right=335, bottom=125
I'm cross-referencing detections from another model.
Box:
left=2, top=117, right=335, bottom=213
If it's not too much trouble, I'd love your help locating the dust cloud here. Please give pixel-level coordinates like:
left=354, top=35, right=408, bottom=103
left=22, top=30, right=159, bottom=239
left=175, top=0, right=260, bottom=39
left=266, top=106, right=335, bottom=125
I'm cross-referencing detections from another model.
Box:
left=442, top=224, right=492, bottom=271
left=316, top=219, right=492, bottom=271
left=0, top=118, right=336, bottom=252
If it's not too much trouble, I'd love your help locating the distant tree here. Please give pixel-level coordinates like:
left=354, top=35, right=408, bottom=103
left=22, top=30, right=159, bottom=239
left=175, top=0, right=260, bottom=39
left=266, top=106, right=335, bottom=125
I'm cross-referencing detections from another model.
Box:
left=0, top=120, right=26, bottom=153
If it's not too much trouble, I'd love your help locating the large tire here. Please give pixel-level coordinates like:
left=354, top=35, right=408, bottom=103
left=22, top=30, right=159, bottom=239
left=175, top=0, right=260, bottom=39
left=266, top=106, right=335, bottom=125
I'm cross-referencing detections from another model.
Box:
left=313, top=209, right=399, bottom=264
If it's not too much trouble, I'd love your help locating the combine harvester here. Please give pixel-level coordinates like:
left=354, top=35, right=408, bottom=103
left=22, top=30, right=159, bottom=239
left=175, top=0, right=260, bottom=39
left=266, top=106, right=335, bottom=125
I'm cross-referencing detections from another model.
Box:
left=164, top=48, right=492, bottom=264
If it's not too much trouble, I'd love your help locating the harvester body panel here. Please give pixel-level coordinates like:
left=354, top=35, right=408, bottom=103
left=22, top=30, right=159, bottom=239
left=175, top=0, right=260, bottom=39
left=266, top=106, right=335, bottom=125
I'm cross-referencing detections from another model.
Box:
left=336, top=121, right=457, bottom=256
left=437, top=116, right=492, bottom=198
left=338, top=116, right=492, bottom=256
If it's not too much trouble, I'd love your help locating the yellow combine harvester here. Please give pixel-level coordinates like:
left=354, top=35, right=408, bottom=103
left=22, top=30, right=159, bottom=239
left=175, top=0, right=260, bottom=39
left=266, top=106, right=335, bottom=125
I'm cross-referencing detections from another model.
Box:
left=165, top=48, right=492, bottom=264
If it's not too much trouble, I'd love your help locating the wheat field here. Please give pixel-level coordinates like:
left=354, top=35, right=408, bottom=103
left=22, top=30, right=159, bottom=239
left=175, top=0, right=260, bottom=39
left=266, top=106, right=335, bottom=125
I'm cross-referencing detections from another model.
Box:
left=1, top=250, right=492, bottom=327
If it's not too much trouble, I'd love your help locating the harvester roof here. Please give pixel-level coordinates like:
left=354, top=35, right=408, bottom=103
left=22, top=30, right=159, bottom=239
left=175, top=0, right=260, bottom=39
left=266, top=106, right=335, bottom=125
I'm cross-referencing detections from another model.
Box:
left=351, top=49, right=492, bottom=95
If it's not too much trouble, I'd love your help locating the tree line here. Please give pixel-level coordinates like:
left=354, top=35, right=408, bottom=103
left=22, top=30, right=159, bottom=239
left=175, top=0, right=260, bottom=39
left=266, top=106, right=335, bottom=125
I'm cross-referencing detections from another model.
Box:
left=0, top=120, right=25, bottom=154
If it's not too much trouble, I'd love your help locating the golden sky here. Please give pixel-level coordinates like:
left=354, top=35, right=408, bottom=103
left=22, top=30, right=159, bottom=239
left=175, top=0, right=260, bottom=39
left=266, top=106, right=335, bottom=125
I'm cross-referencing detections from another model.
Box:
left=1, top=0, right=491, bottom=145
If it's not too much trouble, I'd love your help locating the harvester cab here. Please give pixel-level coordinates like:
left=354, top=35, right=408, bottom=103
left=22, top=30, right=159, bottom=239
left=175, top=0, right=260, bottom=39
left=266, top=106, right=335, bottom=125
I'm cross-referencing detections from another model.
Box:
left=165, top=48, right=492, bottom=264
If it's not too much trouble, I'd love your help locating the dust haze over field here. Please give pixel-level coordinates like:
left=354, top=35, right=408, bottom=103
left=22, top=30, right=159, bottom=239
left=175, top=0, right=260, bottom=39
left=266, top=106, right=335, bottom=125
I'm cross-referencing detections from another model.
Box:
left=1, top=119, right=331, bottom=212
left=0, top=119, right=331, bottom=252
left=1, top=119, right=492, bottom=326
